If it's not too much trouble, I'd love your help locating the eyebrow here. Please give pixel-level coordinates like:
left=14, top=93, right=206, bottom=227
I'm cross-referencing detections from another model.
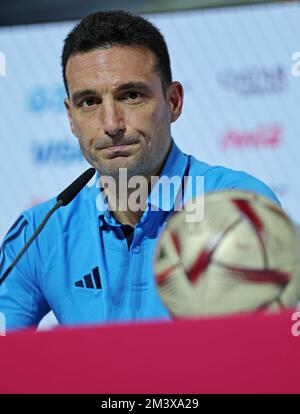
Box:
left=116, top=82, right=151, bottom=94
left=71, top=82, right=151, bottom=104
left=71, top=89, right=97, bottom=104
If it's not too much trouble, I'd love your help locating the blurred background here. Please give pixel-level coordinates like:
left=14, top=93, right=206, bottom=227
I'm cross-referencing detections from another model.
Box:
left=0, top=0, right=299, bottom=327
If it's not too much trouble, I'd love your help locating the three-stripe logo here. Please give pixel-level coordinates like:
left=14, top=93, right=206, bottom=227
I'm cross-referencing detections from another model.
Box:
left=74, top=267, right=102, bottom=290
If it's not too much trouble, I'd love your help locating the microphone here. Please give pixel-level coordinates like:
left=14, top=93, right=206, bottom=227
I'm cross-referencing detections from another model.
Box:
left=0, top=167, right=95, bottom=286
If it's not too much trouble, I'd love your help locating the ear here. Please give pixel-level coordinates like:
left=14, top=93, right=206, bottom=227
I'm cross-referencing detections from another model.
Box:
left=64, top=97, right=79, bottom=138
left=167, top=81, right=184, bottom=123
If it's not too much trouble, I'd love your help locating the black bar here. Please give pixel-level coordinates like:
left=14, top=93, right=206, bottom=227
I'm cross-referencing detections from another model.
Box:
left=92, top=267, right=102, bottom=290
left=84, top=274, right=93, bottom=289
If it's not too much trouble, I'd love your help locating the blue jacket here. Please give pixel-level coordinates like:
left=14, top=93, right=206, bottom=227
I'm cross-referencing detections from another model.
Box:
left=0, top=140, right=279, bottom=331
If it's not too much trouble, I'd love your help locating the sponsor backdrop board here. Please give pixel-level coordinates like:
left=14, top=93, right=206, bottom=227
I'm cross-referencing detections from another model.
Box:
left=0, top=2, right=299, bottom=327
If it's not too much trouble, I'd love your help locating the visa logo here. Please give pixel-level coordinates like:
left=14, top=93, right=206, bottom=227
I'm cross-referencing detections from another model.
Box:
left=31, top=140, right=84, bottom=164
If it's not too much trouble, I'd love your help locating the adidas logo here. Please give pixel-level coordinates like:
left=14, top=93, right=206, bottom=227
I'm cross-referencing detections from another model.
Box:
left=74, top=267, right=102, bottom=290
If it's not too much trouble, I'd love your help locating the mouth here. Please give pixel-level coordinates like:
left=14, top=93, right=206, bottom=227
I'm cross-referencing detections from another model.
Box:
left=101, top=142, right=139, bottom=158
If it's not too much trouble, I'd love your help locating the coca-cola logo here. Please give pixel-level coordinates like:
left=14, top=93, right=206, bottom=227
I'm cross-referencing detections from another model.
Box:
left=217, top=65, right=287, bottom=96
left=221, top=124, right=282, bottom=150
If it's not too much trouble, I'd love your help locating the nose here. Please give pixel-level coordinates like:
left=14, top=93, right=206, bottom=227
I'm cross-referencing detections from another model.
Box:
left=101, top=100, right=125, bottom=138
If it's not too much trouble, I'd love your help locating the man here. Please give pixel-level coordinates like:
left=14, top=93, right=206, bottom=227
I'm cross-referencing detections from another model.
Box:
left=0, top=11, right=279, bottom=331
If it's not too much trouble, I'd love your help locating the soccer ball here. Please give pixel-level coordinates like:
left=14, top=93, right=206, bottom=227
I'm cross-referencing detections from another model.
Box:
left=154, top=190, right=300, bottom=317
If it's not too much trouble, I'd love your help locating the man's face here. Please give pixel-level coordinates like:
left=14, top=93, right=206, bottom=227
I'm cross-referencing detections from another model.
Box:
left=64, top=46, right=183, bottom=180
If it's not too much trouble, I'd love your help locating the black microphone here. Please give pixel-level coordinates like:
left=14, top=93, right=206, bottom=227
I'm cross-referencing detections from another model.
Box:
left=0, top=167, right=96, bottom=286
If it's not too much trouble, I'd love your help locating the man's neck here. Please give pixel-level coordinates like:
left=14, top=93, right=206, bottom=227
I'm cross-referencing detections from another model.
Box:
left=112, top=209, right=144, bottom=227
left=101, top=140, right=173, bottom=227
left=103, top=176, right=152, bottom=227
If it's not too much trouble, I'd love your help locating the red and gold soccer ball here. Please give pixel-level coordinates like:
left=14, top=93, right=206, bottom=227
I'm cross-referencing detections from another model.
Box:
left=154, top=191, right=300, bottom=317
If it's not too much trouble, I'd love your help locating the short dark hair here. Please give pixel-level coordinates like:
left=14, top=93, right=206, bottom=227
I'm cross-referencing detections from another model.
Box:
left=61, top=10, right=172, bottom=95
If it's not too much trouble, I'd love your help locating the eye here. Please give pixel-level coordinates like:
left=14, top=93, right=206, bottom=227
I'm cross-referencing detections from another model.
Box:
left=128, top=92, right=139, bottom=100
left=79, top=97, right=100, bottom=108
left=122, top=91, right=143, bottom=101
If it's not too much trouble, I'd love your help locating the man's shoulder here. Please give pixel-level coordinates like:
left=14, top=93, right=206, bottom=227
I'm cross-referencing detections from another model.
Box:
left=188, top=154, right=279, bottom=204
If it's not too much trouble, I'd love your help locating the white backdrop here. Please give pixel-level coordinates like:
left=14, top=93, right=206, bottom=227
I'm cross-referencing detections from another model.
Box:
left=0, top=2, right=299, bottom=327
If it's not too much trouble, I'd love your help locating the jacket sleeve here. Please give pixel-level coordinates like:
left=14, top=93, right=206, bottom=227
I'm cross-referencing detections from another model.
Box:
left=0, top=215, right=50, bottom=333
left=230, top=174, right=280, bottom=206
left=202, top=164, right=281, bottom=206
